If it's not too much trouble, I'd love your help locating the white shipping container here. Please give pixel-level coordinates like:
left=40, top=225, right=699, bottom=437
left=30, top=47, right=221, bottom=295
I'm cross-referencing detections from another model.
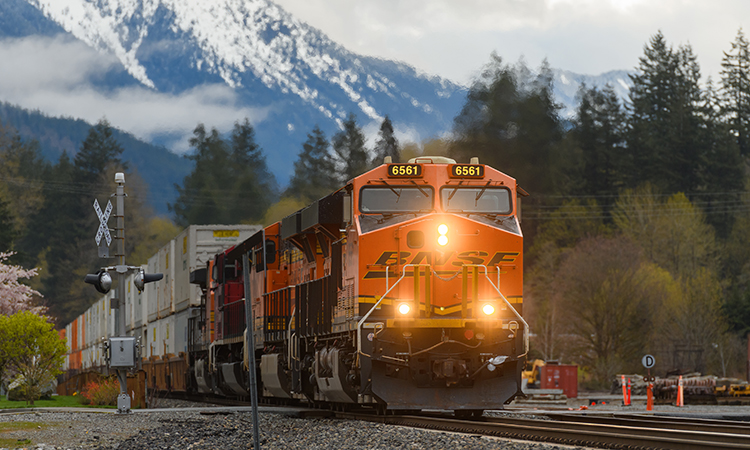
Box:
left=146, top=316, right=176, bottom=358
left=146, top=320, right=160, bottom=358
left=160, top=315, right=176, bottom=356
left=147, top=253, right=159, bottom=322
left=157, top=241, right=175, bottom=318
left=173, top=308, right=194, bottom=356
left=173, top=225, right=261, bottom=312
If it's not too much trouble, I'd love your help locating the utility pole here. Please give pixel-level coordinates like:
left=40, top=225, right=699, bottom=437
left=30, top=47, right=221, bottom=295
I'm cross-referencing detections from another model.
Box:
left=85, top=172, right=162, bottom=413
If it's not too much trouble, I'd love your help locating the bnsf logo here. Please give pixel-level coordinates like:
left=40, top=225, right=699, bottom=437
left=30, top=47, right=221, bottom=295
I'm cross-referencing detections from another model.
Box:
left=364, top=250, right=519, bottom=279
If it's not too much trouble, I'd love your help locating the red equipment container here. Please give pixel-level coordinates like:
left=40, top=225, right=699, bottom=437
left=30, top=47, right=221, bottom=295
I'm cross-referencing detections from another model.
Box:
left=541, top=364, right=578, bottom=398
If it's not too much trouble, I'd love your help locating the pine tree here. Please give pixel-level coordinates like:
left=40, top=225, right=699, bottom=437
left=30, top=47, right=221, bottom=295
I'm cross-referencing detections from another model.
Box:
left=450, top=54, right=564, bottom=196
left=573, top=83, right=627, bottom=199
left=0, top=195, right=16, bottom=252
left=372, top=115, right=400, bottom=164
left=627, top=32, right=713, bottom=194
left=228, top=119, right=276, bottom=222
left=74, top=119, right=124, bottom=181
left=332, top=113, right=369, bottom=182
left=171, top=124, right=229, bottom=226
left=721, top=28, right=750, bottom=157
left=287, top=125, right=339, bottom=202
left=171, top=121, right=275, bottom=226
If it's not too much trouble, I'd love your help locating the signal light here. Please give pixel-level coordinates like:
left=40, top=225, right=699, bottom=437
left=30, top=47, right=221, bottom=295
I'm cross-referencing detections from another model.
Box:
left=437, top=223, right=449, bottom=246
left=482, top=304, right=495, bottom=316
left=84, top=270, right=112, bottom=294
left=134, top=269, right=163, bottom=292
left=398, top=303, right=411, bottom=315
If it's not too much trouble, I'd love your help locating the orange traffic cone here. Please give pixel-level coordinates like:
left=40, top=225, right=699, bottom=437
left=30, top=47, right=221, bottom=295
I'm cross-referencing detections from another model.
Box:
left=621, top=375, right=627, bottom=406
left=626, top=378, right=632, bottom=406
left=676, top=375, right=684, bottom=407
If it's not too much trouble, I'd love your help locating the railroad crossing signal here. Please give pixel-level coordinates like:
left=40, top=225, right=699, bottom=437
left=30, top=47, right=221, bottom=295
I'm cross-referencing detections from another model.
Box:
left=94, top=199, right=112, bottom=246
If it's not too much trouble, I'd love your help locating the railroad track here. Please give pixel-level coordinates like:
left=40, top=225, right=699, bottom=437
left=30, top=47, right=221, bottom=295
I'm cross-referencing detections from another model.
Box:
left=160, top=392, right=750, bottom=449
left=334, top=410, right=750, bottom=450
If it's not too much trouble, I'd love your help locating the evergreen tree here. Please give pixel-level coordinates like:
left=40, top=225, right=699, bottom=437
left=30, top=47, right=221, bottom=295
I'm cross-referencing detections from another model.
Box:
left=74, top=119, right=124, bottom=181
left=372, top=115, right=400, bottom=164
left=171, top=121, right=275, bottom=226
left=0, top=122, right=47, bottom=257
left=573, top=83, right=627, bottom=199
left=228, top=119, right=276, bottom=222
left=287, top=125, right=339, bottom=202
left=627, top=32, right=713, bottom=194
left=450, top=55, right=565, bottom=196
left=171, top=124, right=229, bottom=226
left=0, top=195, right=16, bottom=251
left=332, top=113, right=369, bottom=182
left=721, top=28, right=750, bottom=157
left=34, top=152, right=94, bottom=323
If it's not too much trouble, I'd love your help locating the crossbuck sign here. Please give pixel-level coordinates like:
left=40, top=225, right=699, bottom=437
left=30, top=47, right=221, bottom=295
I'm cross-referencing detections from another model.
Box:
left=94, top=199, right=113, bottom=246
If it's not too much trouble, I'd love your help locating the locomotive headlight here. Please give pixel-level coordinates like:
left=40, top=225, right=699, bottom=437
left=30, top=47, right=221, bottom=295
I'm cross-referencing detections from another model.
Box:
left=437, top=224, right=449, bottom=246
left=398, top=303, right=411, bottom=315
left=482, top=303, right=495, bottom=316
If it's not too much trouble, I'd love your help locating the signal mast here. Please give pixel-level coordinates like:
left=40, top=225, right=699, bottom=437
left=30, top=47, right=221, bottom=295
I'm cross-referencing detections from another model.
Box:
left=84, top=172, right=162, bottom=413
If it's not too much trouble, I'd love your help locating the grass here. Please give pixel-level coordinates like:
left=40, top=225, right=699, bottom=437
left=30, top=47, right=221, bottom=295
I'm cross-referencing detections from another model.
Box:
left=0, top=422, right=53, bottom=449
left=0, top=395, right=114, bottom=409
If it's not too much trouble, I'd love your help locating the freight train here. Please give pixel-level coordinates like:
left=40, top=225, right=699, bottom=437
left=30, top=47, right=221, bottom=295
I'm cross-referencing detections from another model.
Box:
left=61, top=156, right=527, bottom=414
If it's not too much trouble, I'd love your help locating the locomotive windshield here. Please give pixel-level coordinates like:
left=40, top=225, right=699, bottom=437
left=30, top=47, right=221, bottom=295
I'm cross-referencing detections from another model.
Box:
left=440, top=187, right=512, bottom=214
left=360, top=186, right=434, bottom=213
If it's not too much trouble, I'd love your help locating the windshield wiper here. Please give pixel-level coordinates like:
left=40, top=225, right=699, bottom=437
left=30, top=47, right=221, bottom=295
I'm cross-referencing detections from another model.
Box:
left=474, top=181, right=492, bottom=205
left=409, top=179, right=429, bottom=198
left=379, top=179, right=402, bottom=200
left=447, top=181, right=464, bottom=202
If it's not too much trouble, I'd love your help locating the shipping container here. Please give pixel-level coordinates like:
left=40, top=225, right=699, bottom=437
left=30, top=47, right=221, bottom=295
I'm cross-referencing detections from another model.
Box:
left=541, top=364, right=578, bottom=399
left=147, top=252, right=159, bottom=322
left=173, top=225, right=261, bottom=312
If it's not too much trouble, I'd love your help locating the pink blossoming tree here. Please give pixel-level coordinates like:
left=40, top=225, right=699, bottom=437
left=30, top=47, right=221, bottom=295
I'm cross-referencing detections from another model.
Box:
left=0, top=252, right=44, bottom=316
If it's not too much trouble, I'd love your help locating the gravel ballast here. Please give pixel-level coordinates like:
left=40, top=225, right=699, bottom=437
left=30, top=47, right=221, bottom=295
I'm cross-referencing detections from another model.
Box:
left=1, top=398, right=747, bottom=449
left=0, top=401, right=592, bottom=450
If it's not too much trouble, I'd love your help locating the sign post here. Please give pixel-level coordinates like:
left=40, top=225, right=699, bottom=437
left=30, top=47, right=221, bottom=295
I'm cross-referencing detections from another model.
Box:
left=642, top=354, right=655, bottom=411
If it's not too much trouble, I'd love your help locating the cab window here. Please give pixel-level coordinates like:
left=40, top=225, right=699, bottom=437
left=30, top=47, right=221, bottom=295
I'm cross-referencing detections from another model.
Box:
left=440, top=187, right=512, bottom=214
left=359, top=187, right=433, bottom=213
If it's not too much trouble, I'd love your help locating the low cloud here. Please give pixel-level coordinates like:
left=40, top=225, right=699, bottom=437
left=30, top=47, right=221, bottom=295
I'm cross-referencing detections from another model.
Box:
left=275, top=0, right=749, bottom=85
left=0, top=35, right=269, bottom=153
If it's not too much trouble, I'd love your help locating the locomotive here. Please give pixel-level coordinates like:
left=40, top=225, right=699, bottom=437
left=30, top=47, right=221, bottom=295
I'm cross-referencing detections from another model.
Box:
left=63, top=156, right=527, bottom=414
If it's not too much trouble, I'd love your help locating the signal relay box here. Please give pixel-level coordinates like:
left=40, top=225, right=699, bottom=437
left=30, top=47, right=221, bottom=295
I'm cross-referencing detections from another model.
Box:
left=108, top=336, right=137, bottom=369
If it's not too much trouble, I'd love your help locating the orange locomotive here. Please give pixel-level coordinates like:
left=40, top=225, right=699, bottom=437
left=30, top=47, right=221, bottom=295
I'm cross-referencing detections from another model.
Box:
left=191, top=156, right=527, bottom=414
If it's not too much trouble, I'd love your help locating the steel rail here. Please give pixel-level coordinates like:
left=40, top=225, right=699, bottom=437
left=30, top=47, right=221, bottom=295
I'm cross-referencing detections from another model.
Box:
left=334, top=411, right=750, bottom=450
left=546, top=413, right=750, bottom=436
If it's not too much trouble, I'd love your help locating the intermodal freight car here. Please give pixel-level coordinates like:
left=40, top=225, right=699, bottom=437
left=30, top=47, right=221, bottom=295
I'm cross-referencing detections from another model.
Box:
left=61, top=156, right=527, bottom=415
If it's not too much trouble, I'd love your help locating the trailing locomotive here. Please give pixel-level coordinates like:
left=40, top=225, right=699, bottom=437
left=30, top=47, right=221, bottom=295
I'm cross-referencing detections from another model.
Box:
left=62, top=156, right=527, bottom=414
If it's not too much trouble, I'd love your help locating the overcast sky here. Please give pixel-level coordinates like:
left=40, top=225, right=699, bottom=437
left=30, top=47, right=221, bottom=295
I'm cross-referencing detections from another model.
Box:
left=275, top=0, right=748, bottom=85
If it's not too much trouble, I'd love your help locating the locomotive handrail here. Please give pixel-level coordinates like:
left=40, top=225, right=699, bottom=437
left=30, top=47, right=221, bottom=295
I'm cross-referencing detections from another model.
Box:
left=357, top=265, right=413, bottom=359
left=357, top=263, right=529, bottom=359
left=475, top=264, right=529, bottom=357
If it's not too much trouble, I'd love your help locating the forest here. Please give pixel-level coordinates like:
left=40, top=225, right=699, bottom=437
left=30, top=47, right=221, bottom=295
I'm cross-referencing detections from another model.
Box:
left=2, top=30, right=750, bottom=386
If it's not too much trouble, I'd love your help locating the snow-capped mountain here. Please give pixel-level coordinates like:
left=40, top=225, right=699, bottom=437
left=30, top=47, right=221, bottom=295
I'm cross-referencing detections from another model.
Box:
left=16, top=0, right=465, bottom=176
left=0, top=0, right=634, bottom=212
left=553, top=69, right=633, bottom=118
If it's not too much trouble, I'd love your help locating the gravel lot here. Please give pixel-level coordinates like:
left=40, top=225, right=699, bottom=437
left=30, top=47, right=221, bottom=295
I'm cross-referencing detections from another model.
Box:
left=0, top=399, right=594, bottom=450
left=1, top=397, right=749, bottom=449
